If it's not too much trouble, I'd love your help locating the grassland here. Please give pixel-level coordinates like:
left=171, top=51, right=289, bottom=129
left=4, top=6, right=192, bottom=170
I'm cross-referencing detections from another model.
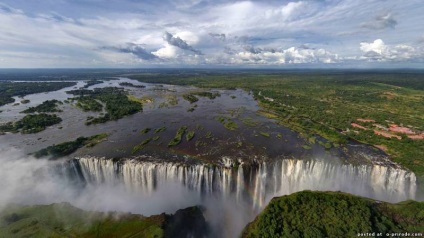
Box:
left=242, top=190, right=424, bottom=238
left=130, top=73, right=424, bottom=175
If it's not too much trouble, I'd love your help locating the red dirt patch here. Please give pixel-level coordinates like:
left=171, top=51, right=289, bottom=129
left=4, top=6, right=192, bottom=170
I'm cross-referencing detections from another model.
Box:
left=374, top=145, right=388, bottom=152
left=389, top=124, right=415, bottom=134
left=374, top=130, right=402, bottom=140
left=408, top=134, right=424, bottom=140
left=351, top=123, right=367, bottom=130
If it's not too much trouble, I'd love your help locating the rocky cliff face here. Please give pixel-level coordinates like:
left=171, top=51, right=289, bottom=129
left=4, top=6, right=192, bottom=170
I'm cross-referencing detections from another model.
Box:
left=65, top=156, right=416, bottom=208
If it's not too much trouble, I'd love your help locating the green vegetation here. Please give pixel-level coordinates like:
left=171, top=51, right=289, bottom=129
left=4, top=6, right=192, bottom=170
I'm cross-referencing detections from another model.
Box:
left=73, top=97, right=103, bottom=112
left=302, top=145, right=312, bottom=150
left=186, top=131, right=195, bottom=141
left=34, top=133, right=108, bottom=158
left=0, top=114, right=62, bottom=134
left=158, top=95, right=178, bottom=108
left=228, top=107, right=245, bottom=117
left=127, top=95, right=143, bottom=104
left=318, top=140, right=333, bottom=150
left=168, top=126, right=187, bottom=147
left=132, top=138, right=152, bottom=153
left=242, top=191, right=424, bottom=238
left=21, top=100, right=63, bottom=113
left=259, top=132, right=270, bottom=137
left=191, top=91, right=221, bottom=99
left=83, top=80, right=103, bottom=88
left=216, top=116, right=238, bottom=130
left=67, top=87, right=143, bottom=125
left=141, top=128, right=151, bottom=134
left=131, top=73, right=424, bottom=175
left=276, top=133, right=283, bottom=139
left=153, top=136, right=160, bottom=141
left=241, top=117, right=260, bottom=127
left=119, top=82, right=146, bottom=88
left=154, top=126, right=167, bottom=133
left=182, top=94, right=199, bottom=103
left=0, top=203, right=208, bottom=238
left=205, top=131, right=213, bottom=139
left=0, top=81, right=76, bottom=106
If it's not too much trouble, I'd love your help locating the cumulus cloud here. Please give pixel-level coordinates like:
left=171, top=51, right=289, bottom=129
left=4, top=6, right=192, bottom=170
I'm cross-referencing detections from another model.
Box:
left=361, top=13, right=397, bottom=30
left=228, top=46, right=339, bottom=65
left=243, top=45, right=263, bottom=54
left=152, top=44, right=179, bottom=59
left=0, top=0, right=423, bottom=67
left=101, top=43, right=158, bottom=60
left=163, top=32, right=202, bottom=55
left=360, top=39, right=420, bottom=61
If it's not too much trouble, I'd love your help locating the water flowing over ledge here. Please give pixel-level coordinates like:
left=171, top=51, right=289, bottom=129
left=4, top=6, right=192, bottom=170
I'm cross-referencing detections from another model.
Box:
left=65, top=156, right=417, bottom=209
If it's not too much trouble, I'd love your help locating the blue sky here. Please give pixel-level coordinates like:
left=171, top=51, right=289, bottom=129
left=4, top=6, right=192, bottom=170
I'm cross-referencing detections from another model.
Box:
left=0, top=0, right=423, bottom=68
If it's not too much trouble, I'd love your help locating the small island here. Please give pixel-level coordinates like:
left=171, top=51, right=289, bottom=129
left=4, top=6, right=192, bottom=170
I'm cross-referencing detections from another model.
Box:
left=0, top=113, right=62, bottom=134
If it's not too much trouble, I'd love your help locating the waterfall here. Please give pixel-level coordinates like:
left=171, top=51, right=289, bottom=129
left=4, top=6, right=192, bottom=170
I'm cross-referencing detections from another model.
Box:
left=66, top=156, right=417, bottom=209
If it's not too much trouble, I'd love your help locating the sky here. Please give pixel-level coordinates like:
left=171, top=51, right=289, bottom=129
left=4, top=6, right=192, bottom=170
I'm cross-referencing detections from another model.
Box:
left=0, top=0, right=423, bottom=68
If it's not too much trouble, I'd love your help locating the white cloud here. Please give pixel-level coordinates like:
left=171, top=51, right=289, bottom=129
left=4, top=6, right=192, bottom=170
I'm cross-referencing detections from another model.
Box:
left=224, top=46, right=339, bottom=65
left=152, top=43, right=179, bottom=59
left=360, top=39, right=421, bottom=61
left=0, top=0, right=423, bottom=67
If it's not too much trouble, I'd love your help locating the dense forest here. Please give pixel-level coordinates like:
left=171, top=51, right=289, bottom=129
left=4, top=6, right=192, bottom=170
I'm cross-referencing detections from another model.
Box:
left=242, top=191, right=424, bottom=238
left=0, top=113, right=62, bottom=134
left=34, top=133, right=109, bottom=159
left=21, top=100, right=63, bottom=113
left=0, top=82, right=75, bottom=106
left=66, top=87, right=143, bottom=125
